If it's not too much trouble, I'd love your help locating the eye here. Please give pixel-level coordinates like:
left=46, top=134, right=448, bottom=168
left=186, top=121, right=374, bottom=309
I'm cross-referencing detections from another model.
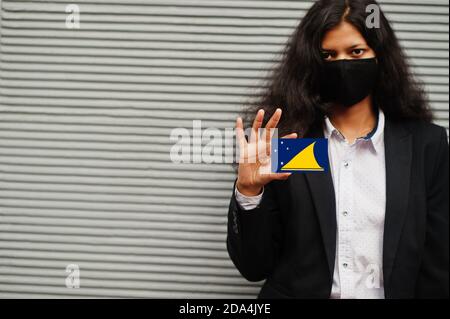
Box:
left=351, top=49, right=365, bottom=56
left=321, top=52, right=334, bottom=61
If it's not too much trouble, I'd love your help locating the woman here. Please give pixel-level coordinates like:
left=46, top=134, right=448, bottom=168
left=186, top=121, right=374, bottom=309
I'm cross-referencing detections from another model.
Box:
left=227, top=0, right=448, bottom=299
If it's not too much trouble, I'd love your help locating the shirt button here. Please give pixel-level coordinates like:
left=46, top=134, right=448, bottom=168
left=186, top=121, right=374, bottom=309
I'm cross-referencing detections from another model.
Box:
left=344, top=162, right=349, bottom=168
left=343, top=211, right=349, bottom=217
left=343, top=263, right=348, bottom=268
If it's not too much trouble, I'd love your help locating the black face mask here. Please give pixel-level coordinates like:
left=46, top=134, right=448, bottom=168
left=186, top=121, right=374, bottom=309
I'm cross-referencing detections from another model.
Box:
left=319, top=58, right=379, bottom=108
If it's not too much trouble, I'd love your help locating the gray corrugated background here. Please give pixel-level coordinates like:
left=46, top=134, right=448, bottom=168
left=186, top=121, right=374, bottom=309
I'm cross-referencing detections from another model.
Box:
left=0, top=0, right=448, bottom=298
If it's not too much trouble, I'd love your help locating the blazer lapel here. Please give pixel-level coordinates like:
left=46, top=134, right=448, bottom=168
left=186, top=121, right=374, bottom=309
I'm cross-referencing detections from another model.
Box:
left=383, top=119, right=413, bottom=289
left=303, top=124, right=337, bottom=278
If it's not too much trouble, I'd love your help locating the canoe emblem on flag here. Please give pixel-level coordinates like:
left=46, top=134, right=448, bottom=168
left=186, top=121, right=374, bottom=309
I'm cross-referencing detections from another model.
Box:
left=271, top=138, right=329, bottom=173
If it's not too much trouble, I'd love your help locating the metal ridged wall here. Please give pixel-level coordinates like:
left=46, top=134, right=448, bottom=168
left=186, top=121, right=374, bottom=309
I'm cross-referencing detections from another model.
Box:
left=0, top=0, right=448, bottom=298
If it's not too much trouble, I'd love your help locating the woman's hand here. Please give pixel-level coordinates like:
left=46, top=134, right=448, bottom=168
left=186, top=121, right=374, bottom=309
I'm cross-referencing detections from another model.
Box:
left=236, top=108, right=298, bottom=196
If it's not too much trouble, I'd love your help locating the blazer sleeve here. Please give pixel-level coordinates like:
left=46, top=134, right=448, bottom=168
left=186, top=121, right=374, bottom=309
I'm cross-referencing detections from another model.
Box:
left=415, top=127, right=449, bottom=298
left=226, top=180, right=282, bottom=282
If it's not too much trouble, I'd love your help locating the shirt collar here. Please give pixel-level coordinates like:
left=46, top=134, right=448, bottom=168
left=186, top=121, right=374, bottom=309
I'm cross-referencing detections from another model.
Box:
left=324, top=108, right=385, bottom=153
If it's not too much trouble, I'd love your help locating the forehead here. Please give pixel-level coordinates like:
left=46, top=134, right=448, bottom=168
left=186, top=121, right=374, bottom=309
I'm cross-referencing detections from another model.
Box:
left=321, top=21, right=368, bottom=50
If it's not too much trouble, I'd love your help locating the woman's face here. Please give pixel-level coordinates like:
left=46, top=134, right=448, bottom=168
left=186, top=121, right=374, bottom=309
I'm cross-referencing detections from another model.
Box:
left=321, top=21, right=376, bottom=61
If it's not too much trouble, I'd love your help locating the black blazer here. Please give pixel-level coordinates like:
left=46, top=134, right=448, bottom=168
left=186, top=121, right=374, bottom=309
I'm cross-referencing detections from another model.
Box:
left=227, top=118, right=449, bottom=299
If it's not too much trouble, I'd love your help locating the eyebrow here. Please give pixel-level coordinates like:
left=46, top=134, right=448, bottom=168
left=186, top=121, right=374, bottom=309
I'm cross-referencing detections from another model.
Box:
left=321, top=44, right=366, bottom=51
left=348, top=44, right=365, bottom=49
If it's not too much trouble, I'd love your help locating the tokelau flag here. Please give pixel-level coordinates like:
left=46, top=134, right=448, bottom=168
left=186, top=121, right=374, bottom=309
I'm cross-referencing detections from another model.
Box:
left=271, top=138, right=329, bottom=173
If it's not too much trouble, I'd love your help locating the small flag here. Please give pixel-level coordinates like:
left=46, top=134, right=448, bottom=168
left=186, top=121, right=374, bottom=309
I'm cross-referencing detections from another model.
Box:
left=271, top=138, right=329, bottom=173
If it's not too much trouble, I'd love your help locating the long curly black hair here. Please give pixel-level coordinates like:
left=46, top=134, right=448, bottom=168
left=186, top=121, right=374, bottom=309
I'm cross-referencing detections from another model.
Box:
left=243, top=0, right=433, bottom=137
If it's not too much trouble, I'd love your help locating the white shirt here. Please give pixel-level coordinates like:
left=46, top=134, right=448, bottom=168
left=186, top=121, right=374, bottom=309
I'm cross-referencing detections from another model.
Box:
left=235, top=109, right=386, bottom=299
